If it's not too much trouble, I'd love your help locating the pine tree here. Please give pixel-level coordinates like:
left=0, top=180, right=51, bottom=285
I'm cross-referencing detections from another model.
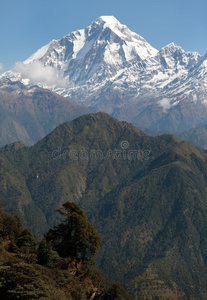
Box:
left=46, top=202, right=101, bottom=265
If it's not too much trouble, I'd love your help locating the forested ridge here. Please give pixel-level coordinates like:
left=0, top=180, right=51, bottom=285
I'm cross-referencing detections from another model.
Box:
left=2, top=112, right=207, bottom=298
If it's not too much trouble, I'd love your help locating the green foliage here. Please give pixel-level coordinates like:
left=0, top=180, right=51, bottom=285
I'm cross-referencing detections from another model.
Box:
left=0, top=262, right=51, bottom=299
left=37, top=239, right=60, bottom=268
left=16, top=229, right=36, bottom=250
left=0, top=204, right=131, bottom=300
left=0, top=205, right=22, bottom=241
left=104, top=283, right=133, bottom=300
left=3, top=112, right=207, bottom=298
left=46, top=202, right=101, bottom=265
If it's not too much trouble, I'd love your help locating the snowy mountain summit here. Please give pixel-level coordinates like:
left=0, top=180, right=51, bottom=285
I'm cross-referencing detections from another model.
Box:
left=2, top=16, right=207, bottom=134
left=25, top=16, right=158, bottom=65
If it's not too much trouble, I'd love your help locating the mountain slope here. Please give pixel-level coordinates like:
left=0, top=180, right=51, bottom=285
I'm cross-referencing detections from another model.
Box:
left=2, top=16, right=207, bottom=134
left=2, top=113, right=207, bottom=298
left=0, top=80, right=90, bottom=146
left=94, top=141, right=207, bottom=298
left=178, top=124, right=207, bottom=149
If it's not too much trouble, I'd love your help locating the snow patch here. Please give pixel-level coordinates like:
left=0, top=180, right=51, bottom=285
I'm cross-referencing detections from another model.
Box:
left=99, top=16, right=120, bottom=24
left=24, top=43, right=50, bottom=64
left=76, top=38, right=94, bottom=60
left=104, top=43, right=121, bottom=65
left=72, top=30, right=86, bottom=59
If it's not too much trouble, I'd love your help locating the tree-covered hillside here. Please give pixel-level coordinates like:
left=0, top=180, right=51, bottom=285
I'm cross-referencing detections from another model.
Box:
left=1, top=112, right=207, bottom=298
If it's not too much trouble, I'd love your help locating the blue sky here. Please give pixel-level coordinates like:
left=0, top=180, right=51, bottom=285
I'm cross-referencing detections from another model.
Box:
left=0, top=0, right=206, bottom=72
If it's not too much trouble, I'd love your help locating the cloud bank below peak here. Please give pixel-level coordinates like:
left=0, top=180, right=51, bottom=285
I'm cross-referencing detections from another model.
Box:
left=12, top=61, right=67, bottom=88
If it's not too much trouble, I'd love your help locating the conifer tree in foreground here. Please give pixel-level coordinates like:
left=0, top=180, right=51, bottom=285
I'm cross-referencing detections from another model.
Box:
left=45, top=202, right=101, bottom=265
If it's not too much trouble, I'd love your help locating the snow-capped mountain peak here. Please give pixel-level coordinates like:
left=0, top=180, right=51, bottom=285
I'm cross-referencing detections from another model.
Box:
left=95, top=15, right=121, bottom=25
left=27, top=15, right=158, bottom=68
left=88, top=16, right=158, bottom=59
left=9, top=15, right=159, bottom=89
left=1, top=16, right=207, bottom=135
left=160, top=42, right=185, bottom=56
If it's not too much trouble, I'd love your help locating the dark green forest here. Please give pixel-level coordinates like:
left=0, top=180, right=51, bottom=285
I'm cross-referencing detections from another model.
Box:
left=2, top=112, right=207, bottom=298
left=0, top=202, right=132, bottom=299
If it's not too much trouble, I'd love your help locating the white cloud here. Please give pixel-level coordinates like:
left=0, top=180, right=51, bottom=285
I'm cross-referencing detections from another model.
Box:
left=0, top=63, right=4, bottom=71
left=158, top=98, right=171, bottom=112
left=192, top=93, right=198, bottom=102
left=12, top=61, right=67, bottom=88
